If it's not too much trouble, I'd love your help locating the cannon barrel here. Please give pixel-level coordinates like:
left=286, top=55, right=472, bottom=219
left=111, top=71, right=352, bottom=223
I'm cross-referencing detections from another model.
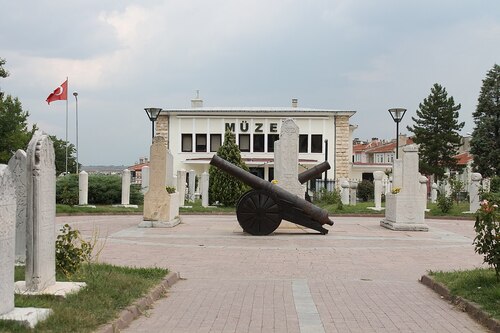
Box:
left=210, top=155, right=333, bottom=226
left=297, top=161, right=331, bottom=184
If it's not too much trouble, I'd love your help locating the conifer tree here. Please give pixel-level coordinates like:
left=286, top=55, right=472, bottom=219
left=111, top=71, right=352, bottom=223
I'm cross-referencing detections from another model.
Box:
left=209, top=131, right=249, bottom=206
left=470, top=64, right=500, bottom=177
left=407, top=83, right=464, bottom=180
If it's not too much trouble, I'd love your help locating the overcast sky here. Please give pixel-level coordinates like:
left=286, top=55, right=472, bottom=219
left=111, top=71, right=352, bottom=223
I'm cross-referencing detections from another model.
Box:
left=1, top=1, right=499, bottom=166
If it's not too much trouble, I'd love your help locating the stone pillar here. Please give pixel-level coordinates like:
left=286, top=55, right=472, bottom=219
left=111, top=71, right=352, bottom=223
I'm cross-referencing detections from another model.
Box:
left=431, top=183, right=438, bottom=203
left=349, top=181, right=358, bottom=206
left=274, top=118, right=303, bottom=197
left=188, top=170, right=196, bottom=202
left=469, top=173, right=482, bottom=213
left=141, top=166, right=149, bottom=194
left=340, top=179, right=350, bottom=205
left=0, top=165, right=15, bottom=314
left=381, top=144, right=428, bottom=231
left=201, top=172, right=209, bottom=207
left=177, top=169, right=186, bottom=207
left=25, top=133, right=56, bottom=291
left=166, top=150, right=174, bottom=188
left=335, top=115, right=351, bottom=180
left=121, top=169, right=131, bottom=205
left=79, top=171, right=88, bottom=206
left=142, top=136, right=180, bottom=227
left=420, top=175, right=428, bottom=212
left=373, top=171, right=384, bottom=210
left=155, top=114, right=169, bottom=140
left=443, top=172, right=451, bottom=197
left=9, top=150, right=28, bottom=264
left=392, top=159, right=403, bottom=189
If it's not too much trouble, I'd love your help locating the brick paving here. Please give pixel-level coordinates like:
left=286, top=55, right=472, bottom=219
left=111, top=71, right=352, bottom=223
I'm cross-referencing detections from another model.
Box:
left=57, top=215, right=489, bottom=333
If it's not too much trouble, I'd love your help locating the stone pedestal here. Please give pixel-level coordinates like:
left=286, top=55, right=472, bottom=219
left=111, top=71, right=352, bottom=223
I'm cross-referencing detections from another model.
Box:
left=201, top=172, right=209, bottom=207
left=78, top=170, right=88, bottom=206
left=340, top=179, right=349, bottom=205
left=349, top=181, right=358, bottom=206
left=431, top=182, right=438, bottom=203
left=142, top=137, right=180, bottom=227
left=113, top=169, right=138, bottom=208
left=381, top=145, right=429, bottom=231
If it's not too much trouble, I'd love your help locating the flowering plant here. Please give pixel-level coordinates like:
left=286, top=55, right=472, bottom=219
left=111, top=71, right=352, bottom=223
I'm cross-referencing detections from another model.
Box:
left=473, top=199, right=500, bottom=281
left=271, top=179, right=278, bottom=185
left=391, top=187, right=401, bottom=194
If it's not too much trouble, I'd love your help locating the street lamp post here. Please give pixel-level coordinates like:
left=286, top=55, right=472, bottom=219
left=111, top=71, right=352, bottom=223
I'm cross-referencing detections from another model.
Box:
left=144, top=108, right=162, bottom=140
left=388, top=108, right=407, bottom=159
left=73, top=92, right=79, bottom=174
left=324, top=139, right=328, bottom=190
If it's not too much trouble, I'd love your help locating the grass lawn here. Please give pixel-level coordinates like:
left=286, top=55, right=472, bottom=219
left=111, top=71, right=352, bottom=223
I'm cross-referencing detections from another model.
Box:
left=429, top=268, right=500, bottom=321
left=0, top=264, right=168, bottom=333
left=56, top=204, right=142, bottom=214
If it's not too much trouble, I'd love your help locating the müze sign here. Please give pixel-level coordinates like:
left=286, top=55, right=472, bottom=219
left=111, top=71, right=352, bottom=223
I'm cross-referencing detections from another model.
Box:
left=225, top=121, right=278, bottom=133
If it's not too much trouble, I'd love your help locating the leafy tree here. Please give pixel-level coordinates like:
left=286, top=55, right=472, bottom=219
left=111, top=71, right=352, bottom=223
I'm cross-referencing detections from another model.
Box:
left=357, top=180, right=374, bottom=201
left=0, top=57, right=8, bottom=78
left=0, top=94, right=37, bottom=163
left=407, top=83, right=464, bottom=180
left=49, top=135, right=79, bottom=176
left=470, top=64, right=500, bottom=177
left=209, top=131, right=249, bottom=206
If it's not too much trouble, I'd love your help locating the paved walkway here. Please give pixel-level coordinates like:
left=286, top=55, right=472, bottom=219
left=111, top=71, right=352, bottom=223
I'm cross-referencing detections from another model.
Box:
left=58, top=215, right=488, bottom=333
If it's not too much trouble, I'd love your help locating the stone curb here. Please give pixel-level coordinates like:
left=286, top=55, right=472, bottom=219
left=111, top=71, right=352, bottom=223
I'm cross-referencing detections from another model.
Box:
left=95, top=271, right=181, bottom=333
left=420, top=275, right=500, bottom=333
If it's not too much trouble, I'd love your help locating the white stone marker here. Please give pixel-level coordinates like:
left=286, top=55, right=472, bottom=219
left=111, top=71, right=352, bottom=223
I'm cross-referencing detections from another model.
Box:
left=467, top=173, right=482, bottom=213
left=0, top=164, right=52, bottom=327
left=141, top=165, right=149, bottom=194
left=420, top=175, right=429, bottom=212
left=201, top=171, right=209, bottom=207
left=0, top=165, right=16, bottom=315
left=78, top=170, right=88, bottom=205
left=349, top=181, right=358, bottom=206
left=188, top=170, right=196, bottom=202
left=141, top=137, right=180, bottom=227
left=9, top=150, right=28, bottom=264
left=340, top=179, right=350, bottom=205
left=274, top=118, right=303, bottom=197
left=369, top=171, right=385, bottom=211
left=177, top=169, right=186, bottom=207
left=431, top=182, right=438, bottom=203
left=381, top=145, right=429, bottom=231
left=121, top=169, right=131, bottom=205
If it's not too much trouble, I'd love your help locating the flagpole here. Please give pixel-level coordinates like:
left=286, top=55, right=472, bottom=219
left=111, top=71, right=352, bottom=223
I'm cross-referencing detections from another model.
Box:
left=73, top=91, right=79, bottom=174
left=65, top=76, right=68, bottom=174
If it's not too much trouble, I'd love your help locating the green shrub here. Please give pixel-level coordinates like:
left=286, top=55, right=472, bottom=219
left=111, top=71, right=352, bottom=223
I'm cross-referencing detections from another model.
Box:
left=490, top=176, right=500, bottom=193
left=357, top=180, right=374, bottom=201
left=56, top=173, right=143, bottom=205
left=437, top=194, right=453, bottom=213
left=209, top=131, right=249, bottom=206
left=481, top=191, right=500, bottom=206
left=166, top=186, right=176, bottom=194
left=56, top=174, right=79, bottom=205
left=56, top=224, right=94, bottom=276
left=473, top=200, right=500, bottom=281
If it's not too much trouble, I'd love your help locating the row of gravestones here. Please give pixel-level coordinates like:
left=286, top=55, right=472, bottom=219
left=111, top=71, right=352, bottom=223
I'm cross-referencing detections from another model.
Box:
left=0, top=132, right=84, bottom=328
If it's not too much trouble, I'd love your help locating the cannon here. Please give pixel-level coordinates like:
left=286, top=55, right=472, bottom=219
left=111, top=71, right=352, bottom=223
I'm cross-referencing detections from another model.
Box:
left=210, top=155, right=334, bottom=235
left=297, top=161, right=331, bottom=184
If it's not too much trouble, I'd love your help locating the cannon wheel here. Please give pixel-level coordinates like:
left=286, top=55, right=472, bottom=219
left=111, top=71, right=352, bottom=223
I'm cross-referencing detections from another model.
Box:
left=236, top=190, right=282, bottom=235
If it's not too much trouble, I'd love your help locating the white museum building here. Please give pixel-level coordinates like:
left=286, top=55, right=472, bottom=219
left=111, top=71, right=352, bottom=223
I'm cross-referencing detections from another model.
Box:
left=152, top=97, right=356, bottom=188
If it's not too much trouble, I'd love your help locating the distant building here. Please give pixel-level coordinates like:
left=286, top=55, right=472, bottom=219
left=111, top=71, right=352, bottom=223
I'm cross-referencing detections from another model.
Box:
left=151, top=96, right=356, bottom=189
left=128, top=157, right=149, bottom=184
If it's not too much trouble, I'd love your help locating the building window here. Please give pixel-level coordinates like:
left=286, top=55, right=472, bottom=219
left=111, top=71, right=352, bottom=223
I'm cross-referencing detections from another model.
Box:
left=375, top=153, right=384, bottom=163
left=196, top=134, right=207, bottom=152
left=253, top=134, right=264, bottom=152
left=182, top=134, right=192, bottom=152
left=239, top=134, right=250, bottom=152
left=311, top=135, right=322, bottom=153
left=354, top=153, right=362, bottom=163
left=267, top=134, right=279, bottom=152
left=210, top=134, right=221, bottom=152
left=299, top=134, right=308, bottom=153
left=387, top=153, right=394, bottom=163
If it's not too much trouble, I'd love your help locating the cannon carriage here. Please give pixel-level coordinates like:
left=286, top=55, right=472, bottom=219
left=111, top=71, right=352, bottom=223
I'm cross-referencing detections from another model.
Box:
left=210, top=155, right=334, bottom=235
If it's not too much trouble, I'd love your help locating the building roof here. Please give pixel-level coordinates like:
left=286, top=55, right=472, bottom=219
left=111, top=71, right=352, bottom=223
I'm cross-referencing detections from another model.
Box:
left=454, top=152, right=473, bottom=165
left=364, top=137, right=414, bottom=154
left=160, top=107, right=356, bottom=117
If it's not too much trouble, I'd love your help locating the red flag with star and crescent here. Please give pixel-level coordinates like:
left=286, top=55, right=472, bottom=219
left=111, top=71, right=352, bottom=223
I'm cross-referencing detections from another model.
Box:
left=46, top=79, right=68, bottom=104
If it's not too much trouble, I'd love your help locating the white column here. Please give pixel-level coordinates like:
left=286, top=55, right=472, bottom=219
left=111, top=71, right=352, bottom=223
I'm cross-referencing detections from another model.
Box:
left=121, top=169, right=131, bottom=205
left=141, top=166, right=149, bottom=194
left=420, top=175, right=428, bottom=212
left=177, top=169, right=186, bottom=207
left=188, top=170, right=196, bottom=202
left=79, top=171, right=88, bottom=205
left=340, top=180, right=349, bottom=205
left=431, top=183, right=438, bottom=203
left=469, top=173, right=482, bottom=213
left=373, top=171, right=384, bottom=210
left=201, top=172, right=209, bottom=207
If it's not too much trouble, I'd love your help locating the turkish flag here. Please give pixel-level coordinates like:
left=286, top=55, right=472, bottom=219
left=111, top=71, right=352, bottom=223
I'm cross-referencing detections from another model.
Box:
left=46, top=79, right=68, bottom=104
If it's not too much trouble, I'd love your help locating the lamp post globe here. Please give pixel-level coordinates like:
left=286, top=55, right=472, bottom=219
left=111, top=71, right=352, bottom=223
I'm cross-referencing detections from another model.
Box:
left=388, top=108, right=407, bottom=159
left=144, top=107, right=162, bottom=139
